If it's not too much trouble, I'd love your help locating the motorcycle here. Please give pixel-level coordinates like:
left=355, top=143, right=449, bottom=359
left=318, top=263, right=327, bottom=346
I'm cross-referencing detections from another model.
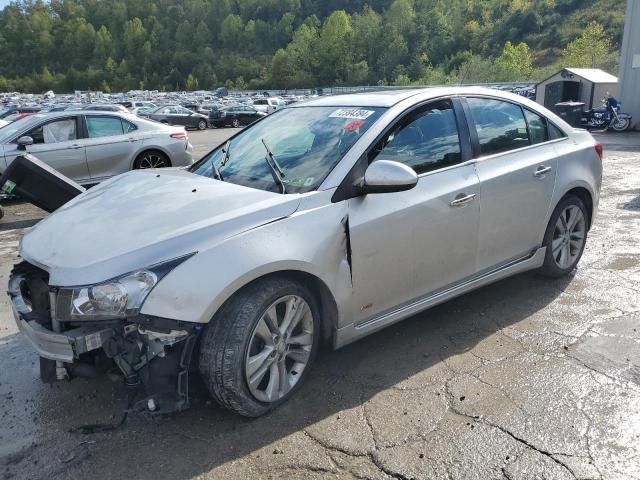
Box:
left=580, top=96, right=632, bottom=132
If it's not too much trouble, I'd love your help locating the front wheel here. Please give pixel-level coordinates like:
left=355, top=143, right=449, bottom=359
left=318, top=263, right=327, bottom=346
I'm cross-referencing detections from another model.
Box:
left=611, top=117, right=630, bottom=132
left=540, top=195, right=589, bottom=277
left=199, top=277, right=320, bottom=417
left=232, top=118, right=241, bottom=128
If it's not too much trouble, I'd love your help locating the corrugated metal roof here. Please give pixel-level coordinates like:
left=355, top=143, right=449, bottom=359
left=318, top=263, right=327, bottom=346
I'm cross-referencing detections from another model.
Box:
left=565, top=68, right=618, bottom=83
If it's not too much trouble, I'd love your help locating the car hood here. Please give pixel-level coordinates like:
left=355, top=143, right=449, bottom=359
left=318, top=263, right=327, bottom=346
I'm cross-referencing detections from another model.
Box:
left=20, top=169, right=300, bottom=286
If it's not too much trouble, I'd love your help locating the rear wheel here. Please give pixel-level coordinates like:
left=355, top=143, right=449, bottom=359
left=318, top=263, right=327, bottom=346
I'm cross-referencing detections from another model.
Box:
left=540, top=195, right=588, bottom=277
left=197, top=119, right=207, bottom=130
left=133, top=150, right=170, bottom=169
left=199, top=277, right=320, bottom=417
left=232, top=118, right=241, bottom=128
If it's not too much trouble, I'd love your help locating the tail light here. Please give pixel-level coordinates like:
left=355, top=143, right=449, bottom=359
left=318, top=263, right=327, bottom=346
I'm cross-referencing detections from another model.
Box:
left=171, top=132, right=188, bottom=140
left=220, top=112, right=226, bottom=118
left=594, top=142, right=603, bottom=161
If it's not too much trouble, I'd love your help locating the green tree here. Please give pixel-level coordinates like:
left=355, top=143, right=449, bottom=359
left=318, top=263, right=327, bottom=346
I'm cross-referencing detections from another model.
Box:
left=562, top=21, right=612, bottom=69
left=495, top=41, right=534, bottom=81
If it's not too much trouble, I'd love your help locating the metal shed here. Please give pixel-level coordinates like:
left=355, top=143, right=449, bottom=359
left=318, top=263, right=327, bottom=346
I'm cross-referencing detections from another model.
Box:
left=535, top=68, right=618, bottom=111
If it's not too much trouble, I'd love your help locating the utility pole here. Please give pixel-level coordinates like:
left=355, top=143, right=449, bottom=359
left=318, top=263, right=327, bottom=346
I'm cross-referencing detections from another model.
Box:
left=619, top=0, right=640, bottom=130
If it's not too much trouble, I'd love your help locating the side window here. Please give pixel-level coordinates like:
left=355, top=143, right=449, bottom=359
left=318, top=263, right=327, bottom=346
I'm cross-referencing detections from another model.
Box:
left=467, top=98, right=529, bottom=156
left=86, top=116, right=125, bottom=138
left=160, top=107, right=171, bottom=114
left=523, top=109, right=548, bottom=144
left=373, top=99, right=462, bottom=175
left=27, top=118, right=77, bottom=144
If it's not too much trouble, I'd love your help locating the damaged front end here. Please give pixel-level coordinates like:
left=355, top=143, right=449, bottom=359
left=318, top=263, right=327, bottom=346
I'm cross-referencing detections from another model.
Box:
left=8, top=261, right=201, bottom=414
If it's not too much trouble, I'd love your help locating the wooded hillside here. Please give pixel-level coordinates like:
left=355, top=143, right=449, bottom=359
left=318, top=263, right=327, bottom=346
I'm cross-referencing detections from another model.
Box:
left=0, top=0, right=626, bottom=92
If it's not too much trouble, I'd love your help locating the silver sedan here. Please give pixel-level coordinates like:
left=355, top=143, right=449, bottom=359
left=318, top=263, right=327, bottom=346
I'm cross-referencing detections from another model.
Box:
left=0, top=111, right=194, bottom=184
left=9, top=87, right=602, bottom=417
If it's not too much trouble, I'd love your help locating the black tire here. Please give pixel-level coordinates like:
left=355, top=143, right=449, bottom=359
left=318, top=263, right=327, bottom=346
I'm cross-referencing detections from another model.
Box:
left=197, top=119, right=207, bottom=130
left=232, top=118, right=241, bottom=128
left=133, top=150, right=171, bottom=169
left=611, top=117, right=630, bottom=132
left=199, top=276, right=321, bottom=417
left=540, top=195, right=589, bottom=278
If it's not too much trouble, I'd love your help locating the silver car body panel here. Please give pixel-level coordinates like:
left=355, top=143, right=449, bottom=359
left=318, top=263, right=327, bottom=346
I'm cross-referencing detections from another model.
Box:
left=16, top=87, right=602, bottom=350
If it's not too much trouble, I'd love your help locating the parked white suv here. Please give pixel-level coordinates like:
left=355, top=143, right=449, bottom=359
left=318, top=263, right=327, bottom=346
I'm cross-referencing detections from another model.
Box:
left=9, top=87, right=602, bottom=417
left=252, top=97, right=285, bottom=114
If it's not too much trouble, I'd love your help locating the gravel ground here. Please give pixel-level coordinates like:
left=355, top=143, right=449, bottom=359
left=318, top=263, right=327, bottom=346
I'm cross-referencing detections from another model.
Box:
left=0, top=130, right=639, bottom=480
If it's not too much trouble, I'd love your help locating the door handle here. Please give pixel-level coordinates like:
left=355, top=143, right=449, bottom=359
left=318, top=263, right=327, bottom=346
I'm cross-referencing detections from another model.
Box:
left=449, top=193, right=476, bottom=207
left=127, top=137, right=136, bottom=142
left=534, top=166, right=552, bottom=177
left=71, top=144, right=82, bottom=149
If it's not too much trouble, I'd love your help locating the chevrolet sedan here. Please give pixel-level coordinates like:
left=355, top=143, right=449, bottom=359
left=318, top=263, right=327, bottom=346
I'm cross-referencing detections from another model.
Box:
left=8, top=87, right=602, bottom=417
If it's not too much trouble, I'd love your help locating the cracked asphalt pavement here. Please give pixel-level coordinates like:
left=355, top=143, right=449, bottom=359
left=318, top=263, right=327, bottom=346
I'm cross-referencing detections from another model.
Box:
left=1, top=130, right=639, bottom=480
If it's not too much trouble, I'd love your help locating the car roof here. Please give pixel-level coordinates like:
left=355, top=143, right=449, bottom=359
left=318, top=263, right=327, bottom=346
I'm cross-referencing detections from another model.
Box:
left=295, top=86, right=530, bottom=108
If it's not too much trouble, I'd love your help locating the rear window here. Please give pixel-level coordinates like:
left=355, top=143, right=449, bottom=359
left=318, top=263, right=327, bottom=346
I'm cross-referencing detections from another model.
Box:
left=467, top=97, right=529, bottom=156
left=86, top=116, right=136, bottom=137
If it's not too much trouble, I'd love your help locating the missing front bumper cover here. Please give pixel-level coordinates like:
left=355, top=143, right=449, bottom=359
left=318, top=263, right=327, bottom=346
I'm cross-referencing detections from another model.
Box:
left=9, top=269, right=201, bottom=414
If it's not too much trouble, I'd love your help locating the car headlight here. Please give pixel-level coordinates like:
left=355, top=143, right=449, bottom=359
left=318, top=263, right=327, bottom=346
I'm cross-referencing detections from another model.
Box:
left=54, top=254, right=195, bottom=321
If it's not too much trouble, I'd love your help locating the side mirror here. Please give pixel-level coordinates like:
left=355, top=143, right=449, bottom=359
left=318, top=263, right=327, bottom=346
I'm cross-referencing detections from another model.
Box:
left=359, top=160, right=418, bottom=194
left=17, top=136, right=34, bottom=150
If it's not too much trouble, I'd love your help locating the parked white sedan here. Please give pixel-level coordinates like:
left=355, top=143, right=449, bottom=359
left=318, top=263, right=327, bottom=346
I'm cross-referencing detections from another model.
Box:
left=0, top=111, right=194, bottom=184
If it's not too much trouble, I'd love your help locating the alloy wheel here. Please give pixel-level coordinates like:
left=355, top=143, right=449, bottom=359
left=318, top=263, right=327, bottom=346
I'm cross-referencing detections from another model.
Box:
left=551, top=205, right=586, bottom=269
left=245, top=295, right=314, bottom=403
left=138, top=153, right=168, bottom=169
left=233, top=119, right=241, bottom=128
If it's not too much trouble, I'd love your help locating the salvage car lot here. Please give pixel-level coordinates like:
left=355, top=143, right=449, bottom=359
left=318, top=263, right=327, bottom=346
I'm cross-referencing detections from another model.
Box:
left=0, top=130, right=639, bottom=479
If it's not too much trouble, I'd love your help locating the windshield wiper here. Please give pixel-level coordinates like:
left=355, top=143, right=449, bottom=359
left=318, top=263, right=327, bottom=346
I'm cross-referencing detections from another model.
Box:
left=220, top=140, right=231, bottom=166
left=211, top=140, right=230, bottom=181
left=261, top=138, right=287, bottom=194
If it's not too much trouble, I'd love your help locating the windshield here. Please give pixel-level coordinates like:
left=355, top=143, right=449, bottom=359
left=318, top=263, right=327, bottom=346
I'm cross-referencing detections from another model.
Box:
left=190, top=106, right=384, bottom=193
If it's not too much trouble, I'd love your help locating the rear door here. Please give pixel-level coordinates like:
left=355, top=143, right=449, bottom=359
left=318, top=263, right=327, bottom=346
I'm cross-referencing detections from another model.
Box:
left=83, top=114, right=142, bottom=180
left=464, top=96, right=558, bottom=272
left=4, top=115, right=90, bottom=182
left=347, top=98, right=481, bottom=324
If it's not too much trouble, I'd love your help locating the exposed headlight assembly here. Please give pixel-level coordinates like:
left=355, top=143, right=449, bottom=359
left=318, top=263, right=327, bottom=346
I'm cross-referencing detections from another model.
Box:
left=54, top=254, right=195, bottom=321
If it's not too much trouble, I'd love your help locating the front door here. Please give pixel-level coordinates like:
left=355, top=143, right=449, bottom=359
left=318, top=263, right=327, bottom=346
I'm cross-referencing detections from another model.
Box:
left=465, top=97, right=558, bottom=272
left=347, top=99, right=481, bottom=324
left=4, top=116, right=90, bottom=182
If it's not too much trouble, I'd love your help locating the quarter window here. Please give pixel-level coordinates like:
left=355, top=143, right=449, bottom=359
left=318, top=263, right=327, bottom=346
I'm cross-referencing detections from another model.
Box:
left=523, top=109, right=548, bottom=145
left=86, top=116, right=124, bottom=137
left=373, top=99, right=462, bottom=174
left=467, top=98, right=529, bottom=156
left=549, top=122, right=566, bottom=140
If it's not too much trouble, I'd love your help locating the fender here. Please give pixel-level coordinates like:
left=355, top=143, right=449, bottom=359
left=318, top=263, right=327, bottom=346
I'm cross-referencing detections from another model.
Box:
left=141, top=194, right=353, bottom=328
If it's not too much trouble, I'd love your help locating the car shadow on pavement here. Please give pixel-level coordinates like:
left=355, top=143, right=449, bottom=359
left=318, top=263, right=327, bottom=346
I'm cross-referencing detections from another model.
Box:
left=1, top=270, right=573, bottom=479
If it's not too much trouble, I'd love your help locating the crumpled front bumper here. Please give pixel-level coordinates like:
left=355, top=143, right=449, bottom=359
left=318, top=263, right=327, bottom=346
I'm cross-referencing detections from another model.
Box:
left=8, top=273, right=115, bottom=363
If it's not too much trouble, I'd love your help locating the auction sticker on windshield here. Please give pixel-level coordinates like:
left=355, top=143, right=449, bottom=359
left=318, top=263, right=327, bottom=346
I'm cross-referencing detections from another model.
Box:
left=329, top=108, right=375, bottom=120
